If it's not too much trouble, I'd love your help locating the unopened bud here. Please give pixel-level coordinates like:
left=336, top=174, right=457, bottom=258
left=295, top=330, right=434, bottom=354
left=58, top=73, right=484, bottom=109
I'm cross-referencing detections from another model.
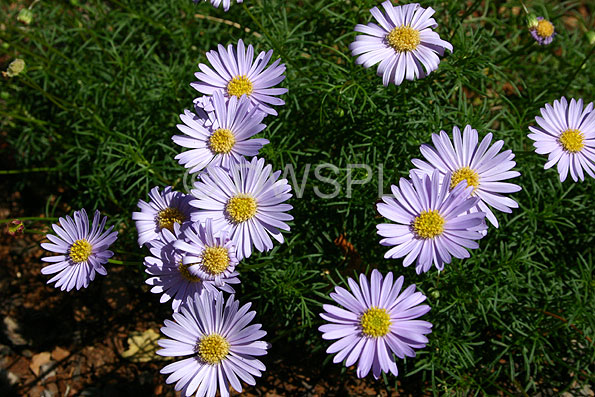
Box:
left=587, top=31, right=595, bottom=46
left=429, top=288, right=440, bottom=300
left=17, top=9, right=33, bottom=25
left=3, top=59, right=25, bottom=78
left=526, top=14, right=538, bottom=29
left=7, top=220, right=25, bottom=236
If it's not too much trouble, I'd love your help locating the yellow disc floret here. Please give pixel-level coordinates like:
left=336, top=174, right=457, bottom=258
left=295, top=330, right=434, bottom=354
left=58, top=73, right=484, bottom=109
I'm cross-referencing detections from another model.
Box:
left=387, top=26, right=421, bottom=52
left=69, top=239, right=93, bottom=263
left=559, top=129, right=584, bottom=153
left=201, top=246, right=230, bottom=275
left=227, top=75, right=254, bottom=97
left=536, top=19, right=554, bottom=38
left=225, top=194, right=257, bottom=223
left=450, top=166, right=480, bottom=192
left=360, top=307, right=392, bottom=337
left=209, top=129, right=236, bottom=154
left=157, top=207, right=186, bottom=233
left=178, top=263, right=202, bottom=282
left=197, top=334, right=230, bottom=365
left=413, top=210, right=445, bottom=239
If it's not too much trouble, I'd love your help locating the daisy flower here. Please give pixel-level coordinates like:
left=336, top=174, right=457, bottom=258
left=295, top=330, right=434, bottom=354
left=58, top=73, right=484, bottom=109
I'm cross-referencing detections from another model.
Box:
left=377, top=170, right=487, bottom=274
left=349, top=1, right=453, bottom=86
left=191, top=39, right=288, bottom=116
left=193, top=95, right=217, bottom=115
left=319, top=269, right=432, bottom=379
left=41, top=209, right=117, bottom=292
left=158, top=290, right=268, bottom=397
left=528, top=16, right=555, bottom=45
left=411, top=125, right=521, bottom=228
left=173, top=91, right=268, bottom=174
left=190, top=157, right=293, bottom=260
left=194, top=0, right=243, bottom=12
left=144, top=224, right=238, bottom=312
left=174, top=219, right=239, bottom=287
left=132, top=186, right=195, bottom=247
left=528, top=97, right=595, bottom=182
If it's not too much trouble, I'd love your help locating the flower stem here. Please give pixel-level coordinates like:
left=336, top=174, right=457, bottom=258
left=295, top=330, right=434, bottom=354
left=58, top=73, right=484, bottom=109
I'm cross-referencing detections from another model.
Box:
left=114, top=249, right=145, bottom=258
left=519, top=0, right=529, bottom=15
left=494, top=42, right=534, bottom=65
left=562, top=45, right=594, bottom=92
left=0, top=217, right=59, bottom=224
left=24, top=229, right=48, bottom=235
left=241, top=3, right=299, bottom=75
left=108, top=258, right=142, bottom=266
left=0, top=167, right=57, bottom=174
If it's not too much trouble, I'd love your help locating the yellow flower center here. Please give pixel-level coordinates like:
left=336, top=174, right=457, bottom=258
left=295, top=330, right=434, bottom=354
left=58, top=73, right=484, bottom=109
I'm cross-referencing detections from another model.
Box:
left=197, top=334, right=230, bottom=365
left=201, top=246, right=230, bottom=275
left=559, top=129, right=584, bottom=153
left=209, top=128, right=236, bottom=154
left=450, top=166, right=480, bottom=192
left=178, top=263, right=202, bottom=283
left=413, top=210, right=445, bottom=239
left=360, top=307, right=391, bottom=338
left=536, top=19, right=554, bottom=38
left=227, top=75, right=253, bottom=97
left=386, top=26, right=420, bottom=52
left=156, top=207, right=186, bottom=233
left=225, top=194, right=257, bottom=223
left=69, top=239, right=92, bottom=263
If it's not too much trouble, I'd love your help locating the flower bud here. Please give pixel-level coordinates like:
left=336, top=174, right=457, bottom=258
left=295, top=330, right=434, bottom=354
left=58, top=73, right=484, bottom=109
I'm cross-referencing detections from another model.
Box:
left=7, top=220, right=25, bottom=236
left=17, top=9, right=33, bottom=25
left=526, top=14, right=538, bottom=29
left=2, top=59, right=26, bottom=78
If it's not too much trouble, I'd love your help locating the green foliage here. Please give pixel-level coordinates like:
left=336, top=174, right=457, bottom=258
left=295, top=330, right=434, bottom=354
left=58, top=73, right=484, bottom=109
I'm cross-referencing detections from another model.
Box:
left=2, top=0, right=594, bottom=393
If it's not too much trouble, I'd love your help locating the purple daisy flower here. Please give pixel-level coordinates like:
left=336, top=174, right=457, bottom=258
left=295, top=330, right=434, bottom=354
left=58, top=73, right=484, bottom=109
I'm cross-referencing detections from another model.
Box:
left=132, top=186, right=195, bottom=247
left=158, top=290, right=268, bottom=397
left=187, top=99, right=213, bottom=123
left=174, top=219, right=239, bottom=287
left=173, top=91, right=268, bottom=174
left=377, top=170, right=487, bottom=274
left=190, top=157, right=293, bottom=260
left=410, top=125, right=521, bottom=228
left=319, top=269, right=432, bottom=379
left=191, top=39, right=288, bottom=116
left=41, top=209, right=117, bottom=292
left=529, top=17, right=555, bottom=45
left=528, top=97, right=595, bottom=182
left=194, top=0, right=243, bottom=12
left=349, top=1, right=453, bottom=86
left=144, top=224, right=238, bottom=312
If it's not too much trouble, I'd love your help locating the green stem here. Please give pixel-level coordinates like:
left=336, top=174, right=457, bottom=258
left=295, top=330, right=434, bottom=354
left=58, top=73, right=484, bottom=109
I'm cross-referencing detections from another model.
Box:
left=519, top=0, right=529, bottom=15
left=562, top=45, right=594, bottom=92
left=241, top=3, right=300, bottom=76
left=114, top=249, right=145, bottom=258
left=0, top=167, right=58, bottom=174
left=19, top=76, right=72, bottom=111
left=241, top=3, right=268, bottom=41
left=494, top=41, right=534, bottom=65
left=108, top=258, right=142, bottom=266
left=0, top=217, right=59, bottom=223
left=24, top=229, right=48, bottom=235
left=449, top=0, right=483, bottom=42
left=109, top=0, right=171, bottom=36
left=28, top=0, right=40, bottom=10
